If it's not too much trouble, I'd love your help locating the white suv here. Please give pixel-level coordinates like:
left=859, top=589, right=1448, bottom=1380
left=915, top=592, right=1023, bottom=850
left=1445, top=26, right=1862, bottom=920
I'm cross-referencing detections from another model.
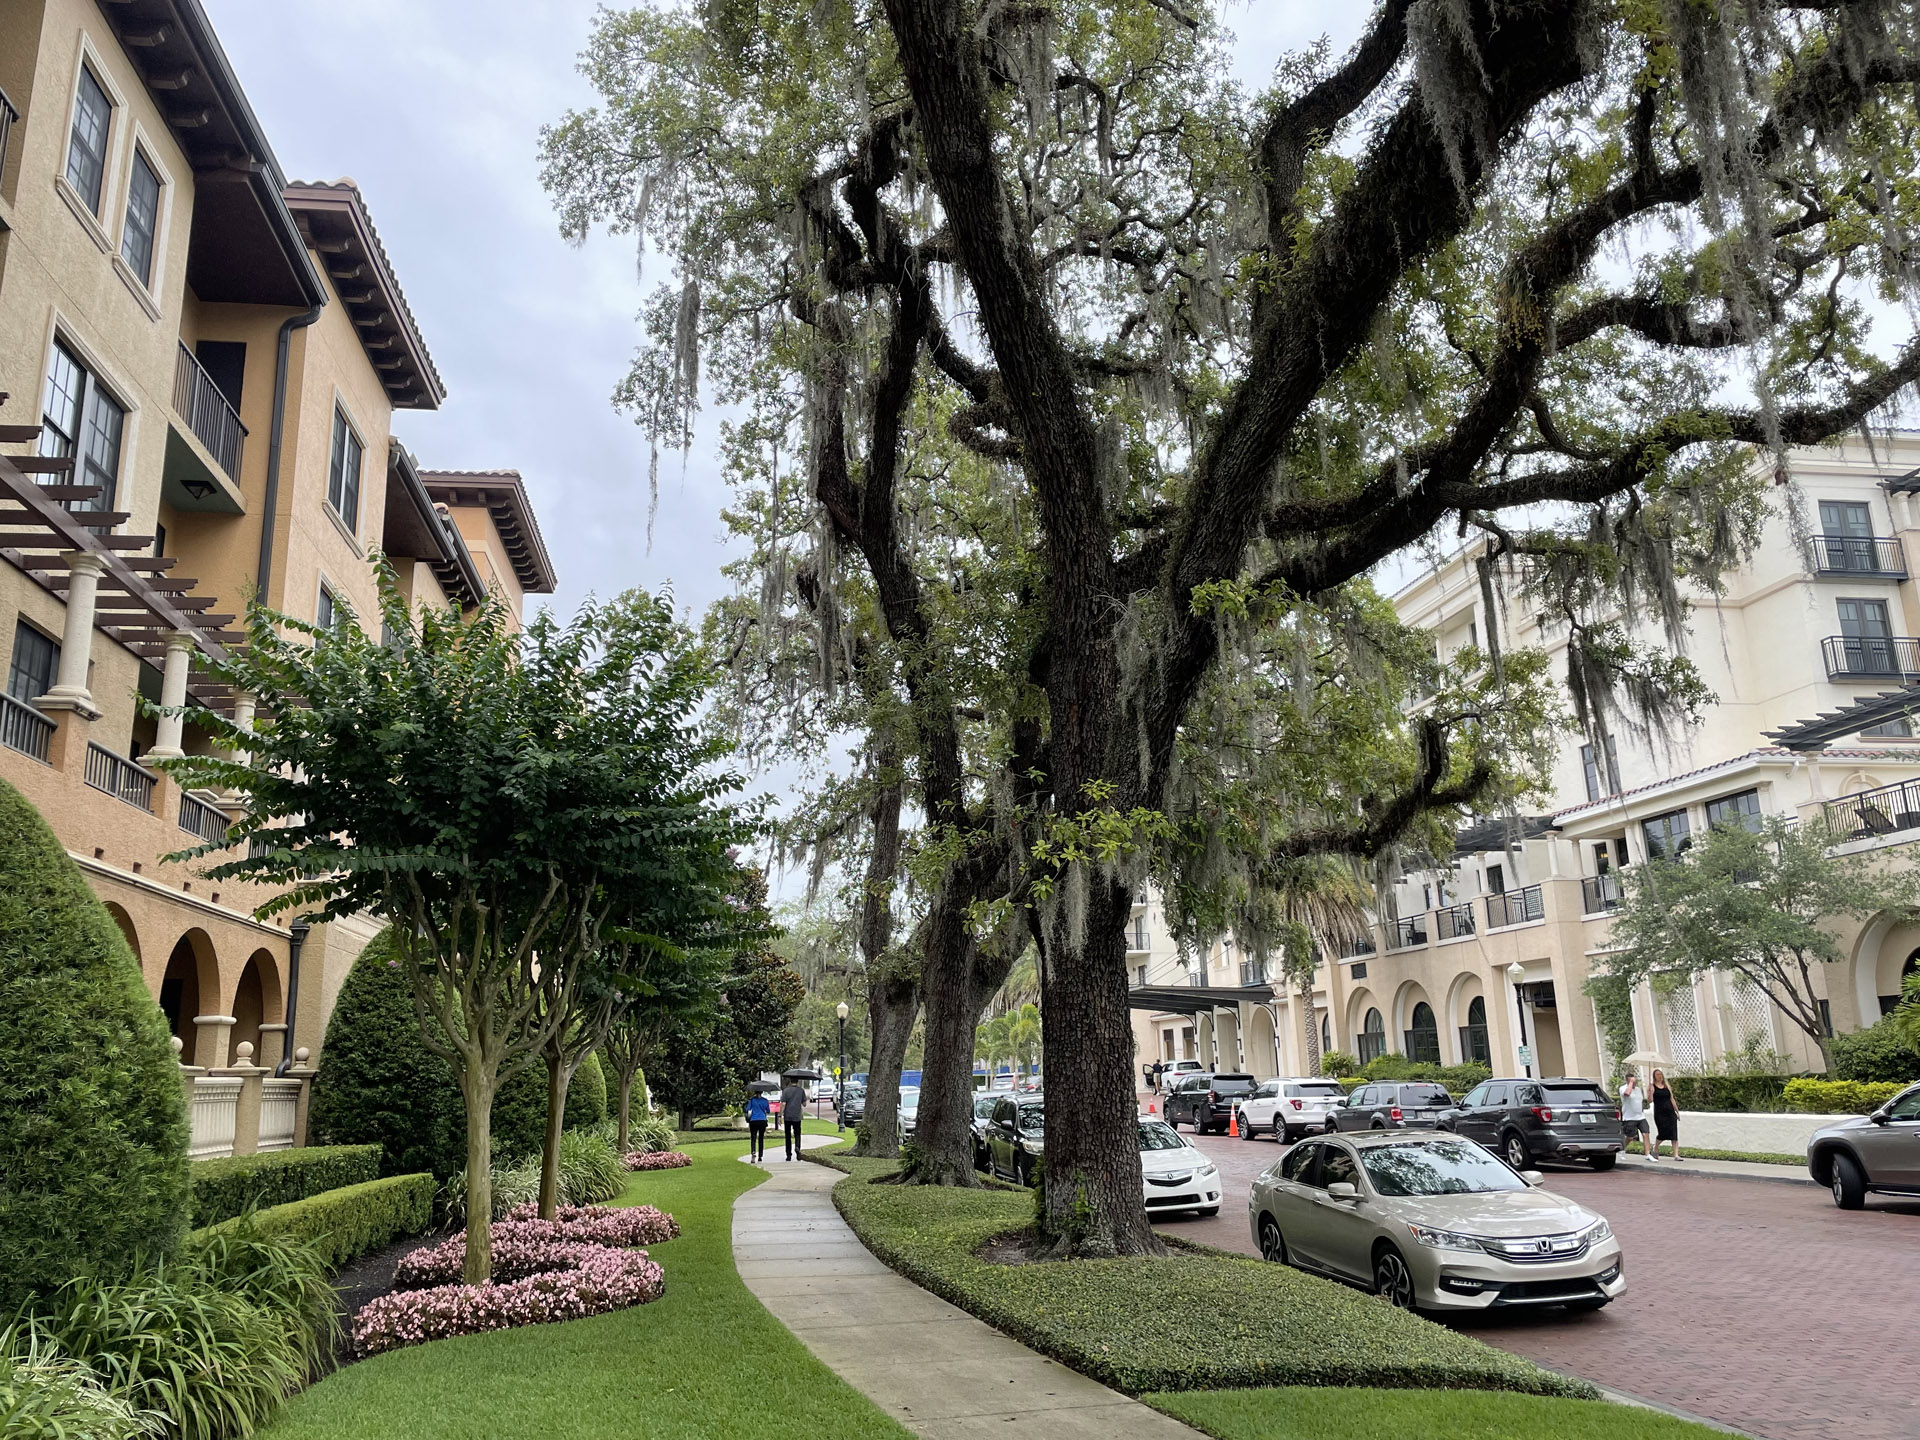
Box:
left=1236, top=1078, right=1349, bottom=1143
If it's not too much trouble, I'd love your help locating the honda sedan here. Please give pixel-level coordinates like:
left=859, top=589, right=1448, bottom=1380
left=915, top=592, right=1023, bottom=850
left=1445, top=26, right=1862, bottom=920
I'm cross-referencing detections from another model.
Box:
left=1247, top=1131, right=1625, bottom=1313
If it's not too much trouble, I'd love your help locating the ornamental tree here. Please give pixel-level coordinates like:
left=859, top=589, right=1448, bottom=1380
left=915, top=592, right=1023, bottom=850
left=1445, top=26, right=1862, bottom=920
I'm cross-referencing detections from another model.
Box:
left=159, top=574, right=749, bottom=1281
left=545, top=0, right=1920, bottom=1252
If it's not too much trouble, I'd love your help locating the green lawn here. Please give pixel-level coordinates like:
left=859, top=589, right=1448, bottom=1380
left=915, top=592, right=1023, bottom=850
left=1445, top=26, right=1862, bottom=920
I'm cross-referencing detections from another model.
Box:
left=1149, top=1387, right=1727, bottom=1439
left=1642, top=1146, right=1804, bottom=1167
left=260, top=1140, right=909, bottom=1440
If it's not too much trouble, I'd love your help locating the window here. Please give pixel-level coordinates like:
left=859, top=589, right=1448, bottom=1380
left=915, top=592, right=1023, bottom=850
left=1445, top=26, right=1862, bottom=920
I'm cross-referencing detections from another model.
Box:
left=1483, top=1084, right=1508, bottom=1106
left=1885, top=1088, right=1920, bottom=1121
left=316, top=583, right=338, bottom=633
left=8, top=622, right=60, bottom=703
left=1581, top=735, right=1620, bottom=801
left=1642, top=808, right=1691, bottom=859
left=1864, top=715, right=1914, bottom=739
left=1405, top=1002, right=1441, bottom=1064
left=1281, top=1143, right=1320, bottom=1184
left=121, top=149, right=161, bottom=286
left=1705, top=788, right=1763, bottom=833
left=1460, top=1085, right=1489, bottom=1108
left=39, top=342, right=124, bottom=511
left=1319, top=1146, right=1359, bottom=1190
left=327, top=407, right=363, bottom=531
left=65, top=64, right=112, bottom=213
left=1486, top=863, right=1505, bottom=894
left=1819, top=500, right=1873, bottom=538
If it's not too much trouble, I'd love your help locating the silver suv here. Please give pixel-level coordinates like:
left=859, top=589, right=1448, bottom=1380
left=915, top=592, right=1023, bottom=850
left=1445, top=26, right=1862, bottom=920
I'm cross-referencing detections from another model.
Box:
left=1809, top=1081, right=1920, bottom=1209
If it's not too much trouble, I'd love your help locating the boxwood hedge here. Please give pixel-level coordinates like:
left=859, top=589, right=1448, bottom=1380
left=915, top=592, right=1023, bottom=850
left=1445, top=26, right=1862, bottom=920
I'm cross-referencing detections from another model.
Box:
left=190, top=1144, right=382, bottom=1227
left=189, top=1173, right=435, bottom=1271
left=1782, top=1077, right=1905, bottom=1114
left=814, top=1152, right=1591, bottom=1400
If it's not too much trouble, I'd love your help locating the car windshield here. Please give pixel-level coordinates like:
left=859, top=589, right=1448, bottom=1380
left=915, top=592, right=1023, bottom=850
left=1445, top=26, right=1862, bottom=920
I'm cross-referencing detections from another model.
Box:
left=1542, top=1083, right=1609, bottom=1105
left=1137, top=1120, right=1187, bottom=1151
left=1213, top=1076, right=1256, bottom=1094
left=1360, top=1139, right=1529, bottom=1196
left=1287, top=1082, right=1344, bottom=1098
left=1017, top=1104, right=1044, bottom=1134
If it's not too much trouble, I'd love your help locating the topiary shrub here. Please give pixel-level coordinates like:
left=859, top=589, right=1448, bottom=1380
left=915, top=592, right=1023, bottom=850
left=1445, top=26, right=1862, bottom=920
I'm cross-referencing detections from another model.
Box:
left=1783, top=1077, right=1905, bottom=1114
left=1828, top=1015, right=1920, bottom=1084
left=1319, top=1051, right=1358, bottom=1077
left=565, top=1052, right=608, bottom=1130
left=190, top=1175, right=436, bottom=1272
left=0, top=779, right=189, bottom=1314
left=190, top=1145, right=381, bottom=1227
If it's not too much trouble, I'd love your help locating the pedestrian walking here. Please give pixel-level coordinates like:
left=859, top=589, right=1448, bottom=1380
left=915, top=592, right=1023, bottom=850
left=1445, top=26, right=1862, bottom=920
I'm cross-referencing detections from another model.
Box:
left=1650, top=1067, right=1682, bottom=1161
left=781, top=1075, right=808, bottom=1160
left=745, top=1090, right=771, bottom=1162
left=1619, top=1073, right=1651, bottom=1159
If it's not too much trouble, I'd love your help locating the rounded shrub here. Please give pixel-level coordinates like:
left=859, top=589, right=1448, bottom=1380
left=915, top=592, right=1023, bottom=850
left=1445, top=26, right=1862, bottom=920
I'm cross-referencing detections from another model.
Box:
left=1828, top=1015, right=1920, bottom=1084
left=566, top=1051, right=608, bottom=1129
left=0, top=778, right=189, bottom=1314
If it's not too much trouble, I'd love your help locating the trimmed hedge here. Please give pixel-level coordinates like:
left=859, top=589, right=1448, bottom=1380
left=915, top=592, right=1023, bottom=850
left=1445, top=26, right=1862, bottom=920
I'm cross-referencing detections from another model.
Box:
left=0, top=779, right=189, bottom=1314
left=191, top=1145, right=382, bottom=1227
left=190, top=1173, right=435, bottom=1271
left=814, top=1150, right=1590, bottom=1399
left=1829, top=1015, right=1920, bottom=1084
left=1357, top=1056, right=1491, bottom=1094
left=1666, top=1074, right=1802, bottom=1113
left=1783, top=1078, right=1905, bottom=1115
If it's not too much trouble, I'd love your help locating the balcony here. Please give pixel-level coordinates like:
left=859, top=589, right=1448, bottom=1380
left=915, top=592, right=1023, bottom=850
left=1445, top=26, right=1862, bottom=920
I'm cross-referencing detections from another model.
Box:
left=166, top=343, right=247, bottom=512
left=1823, top=777, right=1920, bottom=840
left=1239, top=960, right=1269, bottom=987
left=1434, top=902, right=1476, bottom=941
left=1581, top=872, right=1622, bottom=915
left=178, top=791, right=231, bottom=845
left=1387, top=916, right=1428, bottom=950
left=1812, top=533, right=1907, bottom=578
left=1127, top=919, right=1149, bottom=953
left=0, top=693, right=53, bottom=763
left=1342, top=933, right=1378, bottom=959
left=1485, top=883, right=1545, bottom=929
left=1822, top=634, right=1920, bottom=682
left=84, top=743, right=156, bottom=812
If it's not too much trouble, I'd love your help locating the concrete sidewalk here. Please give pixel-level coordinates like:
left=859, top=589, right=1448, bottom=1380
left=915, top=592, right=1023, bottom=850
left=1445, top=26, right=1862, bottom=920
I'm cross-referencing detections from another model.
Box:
left=732, top=1155, right=1202, bottom=1439
left=1612, top=1151, right=1814, bottom=1185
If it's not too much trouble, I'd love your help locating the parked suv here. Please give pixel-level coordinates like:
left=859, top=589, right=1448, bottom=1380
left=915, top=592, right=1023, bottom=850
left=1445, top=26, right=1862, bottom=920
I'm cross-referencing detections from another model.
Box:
left=1236, top=1078, right=1349, bottom=1142
left=1440, top=1078, right=1624, bottom=1170
left=985, top=1095, right=1046, bottom=1184
left=1809, top=1081, right=1920, bottom=1208
left=1329, top=1081, right=1456, bottom=1133
left=1164, top=1072, right=1258, bottom=1134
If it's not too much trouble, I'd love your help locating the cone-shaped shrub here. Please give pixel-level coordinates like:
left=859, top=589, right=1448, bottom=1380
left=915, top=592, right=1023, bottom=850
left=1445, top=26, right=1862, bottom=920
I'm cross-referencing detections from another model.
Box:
left=0, top=778, right=188, bottom=1312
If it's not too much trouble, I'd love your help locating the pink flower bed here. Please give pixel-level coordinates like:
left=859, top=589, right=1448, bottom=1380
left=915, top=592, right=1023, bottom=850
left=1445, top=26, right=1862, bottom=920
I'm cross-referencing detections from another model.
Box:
left=394, top=1209, right=678, bottom=1289
left=624, top=1149, right=692, bottom=1171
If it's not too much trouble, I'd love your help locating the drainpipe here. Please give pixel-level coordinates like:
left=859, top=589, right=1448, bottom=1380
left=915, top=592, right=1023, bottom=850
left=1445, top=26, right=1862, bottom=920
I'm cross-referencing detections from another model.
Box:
left=276, top=920, right=310, bottom=1077
left=257, top=305, right=325, bottom=598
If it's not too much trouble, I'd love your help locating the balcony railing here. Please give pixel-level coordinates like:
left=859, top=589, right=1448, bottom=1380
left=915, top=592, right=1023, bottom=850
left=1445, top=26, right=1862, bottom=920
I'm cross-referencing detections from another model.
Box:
left=1239, top=960, right=1269, bottom=987
left=1581, top=872, right=1622, bottom=915
left=0, top=86, right=17, bottom=189
left=1824, top=777, right=1920, bottom=840
left=1387, top=915, right=1428, bottom=950
left=1342, top=933, right=1377, bottom=959
left=1485, top=883, right=1545, bottom=929
left=1128, top=919, right=1149, bottom=952
left=0, top=692, right=53, bottom=763
left=1812, top=533, right=1907, bottom=577
left=178, top=791, right=230, bottom=845
left=173, top=342, right=247, bottom=481
left=85, top=743, right=156, bottom=812
left=1822, top=634, right=1920, bottom=682
left=1434, top=902, right=1476, bottom=941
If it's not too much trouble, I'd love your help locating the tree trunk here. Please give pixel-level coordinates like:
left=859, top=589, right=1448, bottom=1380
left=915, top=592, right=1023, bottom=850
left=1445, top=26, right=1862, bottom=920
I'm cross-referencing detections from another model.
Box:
left=460, top=1066, right=496, bottom=1283
left=538, top=1051, right=573, bottom=1219
left=1298, top=978, right=1323, bottom=1077
left=902, top=896, right=1018, bottom=1187
left=854, top=970, right=918, bottom=1157
left=616, top=1069, right=636, bottom=1153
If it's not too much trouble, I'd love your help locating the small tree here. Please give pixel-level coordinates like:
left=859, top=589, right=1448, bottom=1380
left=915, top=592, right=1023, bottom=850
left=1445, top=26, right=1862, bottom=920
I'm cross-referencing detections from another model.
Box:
left=1603, top=817, right=1916, bottom=1071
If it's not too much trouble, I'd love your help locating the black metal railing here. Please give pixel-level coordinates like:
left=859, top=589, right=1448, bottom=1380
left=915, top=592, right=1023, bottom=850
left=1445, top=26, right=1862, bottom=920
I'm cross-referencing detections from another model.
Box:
left=85, top=743, right=155, bottom=811
left=1812, top=533, right=1907, bottom=577
left=1128, top=919, right=1149, bottom=951
left=1823, top=777, right=1920, bottom=840
left=0, top=692, right=53, bottom=762
left=1387, top=915, right=1428, bottom=950
left=178, top=792, right=230, bottom=845
left=173, top=342, right=247, bottom=481
left=1435, top=902, right=1476, bottom=941
left=0, top=87, right=17, bottom=191
left=1822, top=634, right=1920, bottom=681
left=1486, top=883, right=1545, bottom=929
left=1342, top=932, right=1378, bottom=958
left=1580, top=872, right=1622, bottom=915
left=1239, top=960, right=1269, bottom=987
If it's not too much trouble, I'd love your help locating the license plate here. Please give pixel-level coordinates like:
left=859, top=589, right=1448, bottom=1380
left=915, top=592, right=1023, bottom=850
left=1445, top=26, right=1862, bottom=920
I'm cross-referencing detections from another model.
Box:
left=1579, top=1113, right=1597, bottom=1125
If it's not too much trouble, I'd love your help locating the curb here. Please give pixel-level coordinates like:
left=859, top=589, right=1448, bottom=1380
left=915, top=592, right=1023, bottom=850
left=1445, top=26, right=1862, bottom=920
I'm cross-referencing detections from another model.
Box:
left=1610, top=1157, right=1815, bottom=1188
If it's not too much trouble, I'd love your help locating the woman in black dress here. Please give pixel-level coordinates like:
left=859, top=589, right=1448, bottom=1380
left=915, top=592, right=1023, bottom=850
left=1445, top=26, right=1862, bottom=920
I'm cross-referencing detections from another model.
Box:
left=1650, top=1067, right=1681, bottom=1161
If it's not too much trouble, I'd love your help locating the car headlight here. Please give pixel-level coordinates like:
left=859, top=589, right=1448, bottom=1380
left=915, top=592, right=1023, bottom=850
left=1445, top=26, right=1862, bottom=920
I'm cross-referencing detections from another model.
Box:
left=1197, top=1162, right=1217, bottom=1178
left=1581, top=1218, right=1612, bottom=1244
left=1406, top=1223, right=1486, bottom=1252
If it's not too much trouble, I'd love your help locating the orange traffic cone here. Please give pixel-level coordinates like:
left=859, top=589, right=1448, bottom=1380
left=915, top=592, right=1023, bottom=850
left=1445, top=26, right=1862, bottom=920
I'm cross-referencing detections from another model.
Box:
left=1228, top=1108, right=1239, bottom=1138
left=1147, top=1100, right=1156, bottom=1114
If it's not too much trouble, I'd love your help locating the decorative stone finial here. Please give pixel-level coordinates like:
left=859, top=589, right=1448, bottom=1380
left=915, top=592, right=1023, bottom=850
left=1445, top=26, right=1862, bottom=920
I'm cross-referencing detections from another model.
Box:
left=170, top=1036, right=184, bottom=1055
left=235, top=1041, right=255, bottom=1063
left=294, top=1047, right=310, bottom=1063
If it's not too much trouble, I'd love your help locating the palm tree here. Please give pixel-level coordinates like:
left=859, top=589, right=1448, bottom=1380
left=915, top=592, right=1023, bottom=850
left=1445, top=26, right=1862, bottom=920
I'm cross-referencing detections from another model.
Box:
left=1261, top=856, right=1372, bottom=1078
left=1010, top=1003, right=1042, bottom=1078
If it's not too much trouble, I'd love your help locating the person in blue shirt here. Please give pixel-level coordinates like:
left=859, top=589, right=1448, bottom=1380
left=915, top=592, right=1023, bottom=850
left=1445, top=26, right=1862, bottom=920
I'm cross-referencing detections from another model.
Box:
left=744, top=1091, right=771, bottom=1162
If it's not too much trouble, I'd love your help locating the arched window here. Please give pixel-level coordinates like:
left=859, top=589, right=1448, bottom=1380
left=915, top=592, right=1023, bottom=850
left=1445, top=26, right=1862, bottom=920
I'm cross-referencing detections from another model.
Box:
left=1320, top=1011, right=1331, bottom=1058
left=1884, top=948, right=1920, bottom=1015
left=1406, top=1001, right=1441, bottom=1064
left=1461, top=995, right=1491, bottom=1065
left=1358, top=1007, right=1386, bottom=1063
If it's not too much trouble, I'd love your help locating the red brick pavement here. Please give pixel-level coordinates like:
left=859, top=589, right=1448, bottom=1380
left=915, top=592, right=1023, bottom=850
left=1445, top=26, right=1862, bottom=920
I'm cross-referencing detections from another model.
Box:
left=1147, top=1110, right=1920, bottom=1440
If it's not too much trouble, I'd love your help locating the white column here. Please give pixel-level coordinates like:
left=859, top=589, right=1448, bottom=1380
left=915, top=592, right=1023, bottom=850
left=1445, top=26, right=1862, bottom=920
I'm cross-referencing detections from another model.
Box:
left=146, top=632, right=196, bottom=760
left=221, top=691, right=256, bottom=801
left=40, top=551, right=106, bottom=716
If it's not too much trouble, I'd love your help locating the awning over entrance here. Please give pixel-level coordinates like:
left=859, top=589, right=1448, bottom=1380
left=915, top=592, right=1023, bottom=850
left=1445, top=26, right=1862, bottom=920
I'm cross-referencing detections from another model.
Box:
left=1128, top=983, right=1274, bottom=1014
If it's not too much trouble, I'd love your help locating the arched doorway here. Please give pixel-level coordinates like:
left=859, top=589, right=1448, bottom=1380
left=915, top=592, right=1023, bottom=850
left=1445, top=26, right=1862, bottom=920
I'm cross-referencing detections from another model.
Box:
left=1246, top=1006, right=1279, bottom=1079
left=1882, top=948, right=1920, bottom=1015
left=230, top=950, right=283, bottom=1064
left=159, top=931, right=219, bottom=1061
left=1462, top=995, right=1491, bottom=1064
left=1359, top=1007, right=1386, bottom=1063
left=1406, top=1001, right=1441, bottom=1064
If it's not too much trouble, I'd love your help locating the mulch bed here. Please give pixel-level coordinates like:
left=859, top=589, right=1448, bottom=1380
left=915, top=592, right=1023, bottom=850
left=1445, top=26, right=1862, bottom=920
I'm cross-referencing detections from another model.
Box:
left=323, top=1232, right=440, bottom=1371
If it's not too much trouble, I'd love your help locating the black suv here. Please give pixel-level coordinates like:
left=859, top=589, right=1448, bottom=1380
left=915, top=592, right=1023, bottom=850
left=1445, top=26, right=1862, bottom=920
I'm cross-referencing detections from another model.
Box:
left=1164, top=1072, right=1257, bottom=1135
left=1441, top=1077, right=1624, bottom=1170
left=1327, top=1081, right=1455, bottom=1132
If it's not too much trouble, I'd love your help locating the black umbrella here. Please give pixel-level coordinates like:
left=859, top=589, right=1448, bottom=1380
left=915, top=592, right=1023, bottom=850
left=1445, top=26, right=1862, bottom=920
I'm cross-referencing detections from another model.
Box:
left=748, top=1079, right=780, bottom=1093
left=781, top=1068, right=821, bottom=1082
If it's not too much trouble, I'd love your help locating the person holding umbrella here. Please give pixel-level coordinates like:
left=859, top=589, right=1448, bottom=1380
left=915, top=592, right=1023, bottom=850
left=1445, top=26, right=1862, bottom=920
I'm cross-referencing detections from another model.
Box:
left=780, top=1073, right=808, bottom=1160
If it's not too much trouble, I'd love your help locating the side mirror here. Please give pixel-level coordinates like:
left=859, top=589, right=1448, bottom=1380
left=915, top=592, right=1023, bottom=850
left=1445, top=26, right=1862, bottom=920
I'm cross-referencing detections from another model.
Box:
left=1326, top=1181, right=1359, bottom=1201
left=1870, top=1110, right=1891, bottom=1126
left=1520, top=1170, right=1545, bottom=1186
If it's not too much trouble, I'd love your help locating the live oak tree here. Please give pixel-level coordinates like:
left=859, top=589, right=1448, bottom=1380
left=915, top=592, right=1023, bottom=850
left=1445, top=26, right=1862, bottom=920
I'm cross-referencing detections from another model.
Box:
left=545, top=0, right=1920, bottom=1252
left=158, top=575, right=748, bottom=1281
left=1603, top=816, right=1916, bottom=1072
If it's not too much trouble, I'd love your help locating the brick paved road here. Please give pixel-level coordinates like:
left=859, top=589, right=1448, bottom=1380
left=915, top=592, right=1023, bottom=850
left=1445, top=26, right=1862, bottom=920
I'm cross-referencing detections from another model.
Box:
left=1149, top=1116, right=1919, bottom=1440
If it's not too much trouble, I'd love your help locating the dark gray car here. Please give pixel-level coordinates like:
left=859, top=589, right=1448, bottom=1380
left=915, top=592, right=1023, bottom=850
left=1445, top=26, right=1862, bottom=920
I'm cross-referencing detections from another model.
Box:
left=1164, top=1072, right=1258, bottom=1134
left=1329, top=1081, right=1455, bottom=1134
left=1440, top=1078, right=1623, bottom=1170
left=1809, top=1081, right=1920, bottom=1208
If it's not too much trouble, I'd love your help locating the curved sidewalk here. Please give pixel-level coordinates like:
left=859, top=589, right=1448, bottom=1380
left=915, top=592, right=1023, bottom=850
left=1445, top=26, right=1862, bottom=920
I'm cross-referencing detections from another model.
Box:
left=732, top=1152, right=1202, bottom=1439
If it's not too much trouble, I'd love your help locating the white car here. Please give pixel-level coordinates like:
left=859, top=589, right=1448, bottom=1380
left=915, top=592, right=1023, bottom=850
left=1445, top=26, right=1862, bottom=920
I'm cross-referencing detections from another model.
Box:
left=1139, top=1116, right=1221, bottom=1216
left=1235, top=1077, right=1349, bottom=1143
left=809, top=1079, right=838, bottom=1101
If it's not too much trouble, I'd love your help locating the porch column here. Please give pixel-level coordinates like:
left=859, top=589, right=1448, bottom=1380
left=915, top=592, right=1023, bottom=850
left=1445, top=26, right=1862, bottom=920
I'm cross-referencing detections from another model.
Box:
left=192, top=1013, right=237, bottom=1069
left=39, top=552, right=106, bottom=717
left=145, top=632, right=196, bottom=760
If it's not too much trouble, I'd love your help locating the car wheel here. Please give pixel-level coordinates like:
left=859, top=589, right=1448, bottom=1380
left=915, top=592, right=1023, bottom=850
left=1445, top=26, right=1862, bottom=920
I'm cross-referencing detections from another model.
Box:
left=1830, top=1151, right=1868, bottom=1210
left=1016, top=1157, right=1032, bottom=1187
left=1238, top=1111, right=1255, bottom=1141
left=1589, top=1153, right=1617, bottom=1172
left=1370, top=1118, right=1386, bottom=1130
left=1324, top=1120, right=1338, bottom=1136
left=1257, top=1215, right=1288, bottom=1263
left=1372, top=1245, right=1418, bottom=1311
left=1503, top=1132, right=1530, bottom=1171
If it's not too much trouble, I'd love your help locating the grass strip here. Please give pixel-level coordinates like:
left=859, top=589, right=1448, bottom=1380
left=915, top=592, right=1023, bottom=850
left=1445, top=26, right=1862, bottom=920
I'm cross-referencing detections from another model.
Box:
left=673, top=1117, right=844, bottom=1146
left=815, top=1151, right=1592, bottom=1400
left=1639, top=1147, right=1804, bottom=1167
left=1147, top=1386, right=1728, bottom=1439
left=260, top=1139, right=911, bottom=1440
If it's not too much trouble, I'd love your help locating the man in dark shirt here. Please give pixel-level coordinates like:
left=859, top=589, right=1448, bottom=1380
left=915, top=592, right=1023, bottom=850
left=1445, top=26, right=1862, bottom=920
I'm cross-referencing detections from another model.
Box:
left=780, top=1079, right=808, bottom=1160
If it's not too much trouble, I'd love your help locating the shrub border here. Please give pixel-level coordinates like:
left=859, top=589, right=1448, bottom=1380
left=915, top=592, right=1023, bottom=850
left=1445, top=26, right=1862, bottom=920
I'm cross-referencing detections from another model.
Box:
left=189, top=1173, right=435, bottom=1271
left=190, top=1145, right=383, bottom=1227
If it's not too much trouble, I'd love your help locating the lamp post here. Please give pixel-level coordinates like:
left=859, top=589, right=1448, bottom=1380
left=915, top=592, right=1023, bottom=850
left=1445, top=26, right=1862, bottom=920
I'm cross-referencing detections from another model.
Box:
left=835, top=1000, right=849, bottom=1134
left=1507, top=961, right=1531, bottom=1078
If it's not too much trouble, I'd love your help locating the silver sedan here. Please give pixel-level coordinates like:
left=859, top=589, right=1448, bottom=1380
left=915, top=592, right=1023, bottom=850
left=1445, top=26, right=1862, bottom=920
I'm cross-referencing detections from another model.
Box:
left=1247, top=1130, right=1625, bottom=1313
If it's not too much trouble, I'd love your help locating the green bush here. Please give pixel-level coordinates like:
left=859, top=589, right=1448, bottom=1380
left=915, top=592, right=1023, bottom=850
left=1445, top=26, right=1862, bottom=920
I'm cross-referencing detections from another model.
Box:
left=1351, top=1057, right=1490, bottom=1095
left=1319, top=1050, right=1358, bottom=1077
left=557, top=1130, right=626, bottom=1204
left=190, top=1174, right=435, bottom=1273
left=440, top=1157, right=540, bottom=1225
left=1829, top=1015, right=1920, bottom=1083
left=0, top=779, right=189, bottom=1315
left=1666, top=1074, right=1800, bottom=1113
left=181, top=1223, right=339, bottom=1382
left=189, top=1145, right=381, bottom=1227
left=567, top=1052, right=609, bottom=1129
left=0, top=1330, right=159, bottom=1440
left=817, top=1152, right=1589, bottom=1399
left=1783, top=1077, right=1905, bottom=1114
left=625, top=1111, right=676, bottom=1154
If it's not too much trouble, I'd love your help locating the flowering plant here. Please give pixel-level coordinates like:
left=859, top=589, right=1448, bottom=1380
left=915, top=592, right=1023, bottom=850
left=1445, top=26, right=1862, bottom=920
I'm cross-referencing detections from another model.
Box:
left=623, top=1150, right=692, bottom=1171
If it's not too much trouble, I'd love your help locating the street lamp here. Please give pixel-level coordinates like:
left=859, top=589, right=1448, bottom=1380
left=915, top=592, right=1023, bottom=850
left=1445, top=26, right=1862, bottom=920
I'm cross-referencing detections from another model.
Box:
left=1507, top=962, right=1531, bottom=1078
left=835, top=1001, right=850, bottom=1134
